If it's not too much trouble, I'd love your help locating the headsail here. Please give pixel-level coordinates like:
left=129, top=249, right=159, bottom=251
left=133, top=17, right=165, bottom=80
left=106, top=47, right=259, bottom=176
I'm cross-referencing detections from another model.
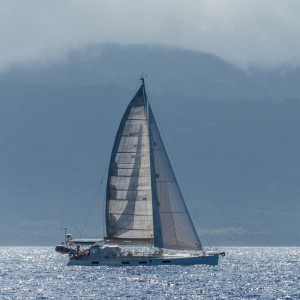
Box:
left=106, top=79, right=202, bottom=250
left=149, top=107, right=202, bottom=251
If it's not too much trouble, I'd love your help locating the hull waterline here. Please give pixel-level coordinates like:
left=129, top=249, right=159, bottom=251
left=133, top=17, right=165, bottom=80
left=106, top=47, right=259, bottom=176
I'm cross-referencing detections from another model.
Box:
left=68, top=254, right=220, bottom=266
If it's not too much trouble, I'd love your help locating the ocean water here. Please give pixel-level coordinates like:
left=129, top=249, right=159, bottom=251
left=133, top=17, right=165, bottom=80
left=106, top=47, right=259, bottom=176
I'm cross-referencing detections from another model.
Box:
left=0, top=247, right=299, bottom=299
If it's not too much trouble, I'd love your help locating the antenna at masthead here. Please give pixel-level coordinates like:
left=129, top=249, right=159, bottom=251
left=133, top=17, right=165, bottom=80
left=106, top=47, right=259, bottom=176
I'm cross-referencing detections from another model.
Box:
left=140, top=75, right=148, bottom=108
left=140, top=74, right=148, bottom=86
left=140, top=75, right=145, bottom=87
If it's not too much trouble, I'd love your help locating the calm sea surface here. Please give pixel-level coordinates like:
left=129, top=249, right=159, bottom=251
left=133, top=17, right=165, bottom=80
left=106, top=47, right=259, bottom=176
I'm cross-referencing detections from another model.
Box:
left=0, top=247, right=299, bottom=299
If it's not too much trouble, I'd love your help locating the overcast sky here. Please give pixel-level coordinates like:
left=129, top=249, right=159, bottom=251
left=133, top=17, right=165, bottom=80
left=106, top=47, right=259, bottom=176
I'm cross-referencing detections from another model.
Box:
left=1, top=0, right=300, bottom=72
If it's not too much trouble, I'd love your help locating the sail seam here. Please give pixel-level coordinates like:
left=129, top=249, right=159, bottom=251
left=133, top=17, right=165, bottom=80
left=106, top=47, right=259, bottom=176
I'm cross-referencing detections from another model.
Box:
left=109, top=199, right=151, bottom=202
left=110, top=174, right=151, bottom=177
left=110, top=168, right=150, bottom=170
left=112, top=151, right=150, bottom=154
left=155, top=211, right=188, bottom=214
left=155, top=180, right=177, bottom=183
left=113, top=213, right=151, bottom=216
left=108, top=189, right=151, bottom=192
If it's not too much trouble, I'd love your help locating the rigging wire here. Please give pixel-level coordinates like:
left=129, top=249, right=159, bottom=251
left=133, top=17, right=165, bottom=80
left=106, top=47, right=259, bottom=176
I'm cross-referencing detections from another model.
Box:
left=149, top=92, right=213, bottom=248
left=79, top=153, right=111, bottom=238
left=79, top=177, right=104, bottom=238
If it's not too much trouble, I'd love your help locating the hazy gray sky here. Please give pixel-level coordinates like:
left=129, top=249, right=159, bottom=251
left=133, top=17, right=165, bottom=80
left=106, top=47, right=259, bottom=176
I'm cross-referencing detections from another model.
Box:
left=1, top=0, right=300, bottom=71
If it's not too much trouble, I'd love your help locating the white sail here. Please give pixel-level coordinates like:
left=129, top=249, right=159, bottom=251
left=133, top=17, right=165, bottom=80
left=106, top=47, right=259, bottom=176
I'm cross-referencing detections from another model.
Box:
left=106, top=81, right=202, bottom=250
left=106, top=86, right=154, bottom=242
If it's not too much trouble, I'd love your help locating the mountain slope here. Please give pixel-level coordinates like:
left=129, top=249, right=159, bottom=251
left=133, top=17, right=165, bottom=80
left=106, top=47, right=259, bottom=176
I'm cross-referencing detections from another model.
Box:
left=1, top=44, right=300, bottom=246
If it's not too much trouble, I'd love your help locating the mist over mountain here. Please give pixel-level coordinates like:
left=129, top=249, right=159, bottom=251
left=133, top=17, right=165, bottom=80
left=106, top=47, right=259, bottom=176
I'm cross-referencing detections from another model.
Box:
left=1, top=44, right=300, bottom=246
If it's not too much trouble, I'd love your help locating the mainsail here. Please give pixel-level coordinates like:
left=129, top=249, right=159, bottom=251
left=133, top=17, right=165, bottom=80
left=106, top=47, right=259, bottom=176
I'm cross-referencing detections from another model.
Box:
left=106, top=80, right=202, bottom=250
left=106, top=86, right=154, bottom=242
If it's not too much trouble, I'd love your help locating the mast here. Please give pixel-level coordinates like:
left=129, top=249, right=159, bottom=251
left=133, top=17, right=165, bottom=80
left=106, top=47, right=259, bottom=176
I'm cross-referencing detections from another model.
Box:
left=140, top=76, right=162, bottom=248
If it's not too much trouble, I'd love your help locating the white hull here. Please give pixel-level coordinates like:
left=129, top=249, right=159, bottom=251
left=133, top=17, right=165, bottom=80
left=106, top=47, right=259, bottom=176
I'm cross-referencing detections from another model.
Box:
left=68, top=253, right=220, bottom=266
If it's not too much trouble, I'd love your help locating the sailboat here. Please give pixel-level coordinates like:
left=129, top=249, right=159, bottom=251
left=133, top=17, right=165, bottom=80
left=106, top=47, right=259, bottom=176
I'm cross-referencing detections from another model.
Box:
left=68, top=77, right=225, bottom=266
